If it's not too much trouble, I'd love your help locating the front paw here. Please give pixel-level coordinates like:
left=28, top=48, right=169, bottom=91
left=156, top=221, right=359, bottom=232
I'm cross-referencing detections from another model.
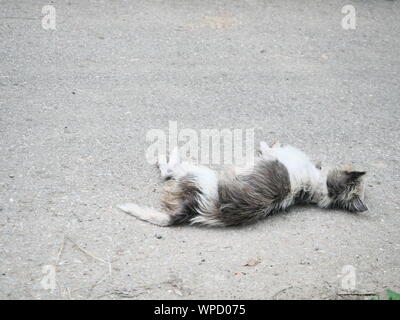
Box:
left=258, top=141, right=270, bottom=155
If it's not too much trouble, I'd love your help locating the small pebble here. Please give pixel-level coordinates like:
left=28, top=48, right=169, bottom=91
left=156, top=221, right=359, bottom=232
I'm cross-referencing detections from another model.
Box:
left=155, top=234, right=162, bottom=239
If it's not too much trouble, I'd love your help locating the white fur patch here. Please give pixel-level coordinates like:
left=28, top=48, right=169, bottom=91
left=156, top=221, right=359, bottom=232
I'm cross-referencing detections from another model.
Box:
left=267, top=145, right=321, bottom=193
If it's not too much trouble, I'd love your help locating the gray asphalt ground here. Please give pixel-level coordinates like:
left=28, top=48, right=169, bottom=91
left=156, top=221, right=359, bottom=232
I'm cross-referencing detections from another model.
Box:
left=1, top=0, right=400, bottom=300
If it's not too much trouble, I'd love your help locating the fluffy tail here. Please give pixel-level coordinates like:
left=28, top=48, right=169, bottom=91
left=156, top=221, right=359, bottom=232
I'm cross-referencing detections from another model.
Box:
left=117, top=203, right=172, bottom=227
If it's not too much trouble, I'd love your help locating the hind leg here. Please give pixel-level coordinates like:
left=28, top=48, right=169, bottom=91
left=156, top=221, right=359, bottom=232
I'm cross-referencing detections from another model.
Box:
left=157, top=147, right=210, bottom=181
left=120, top=148, right=216, bottom=227
left=120, top=148, right=218, bottom=227
left=157, top=147, right=181, bottom=179
left=157, top=153, right=171, bottom=179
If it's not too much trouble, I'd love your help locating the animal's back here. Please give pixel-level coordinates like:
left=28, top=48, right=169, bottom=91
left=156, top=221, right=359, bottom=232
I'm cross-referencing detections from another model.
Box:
left=215, top=159, right=291, bottom=226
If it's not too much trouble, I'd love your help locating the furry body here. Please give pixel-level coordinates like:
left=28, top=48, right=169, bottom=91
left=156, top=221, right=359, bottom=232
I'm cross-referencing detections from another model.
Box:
left=118, top=142, right=367, bottom=227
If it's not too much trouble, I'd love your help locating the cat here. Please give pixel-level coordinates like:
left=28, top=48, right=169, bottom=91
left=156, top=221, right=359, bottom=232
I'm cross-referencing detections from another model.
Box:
left=118, top=141, right=367, bottom=227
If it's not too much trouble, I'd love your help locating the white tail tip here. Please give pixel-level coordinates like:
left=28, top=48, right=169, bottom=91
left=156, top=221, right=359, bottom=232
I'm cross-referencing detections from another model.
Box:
left=117, top=203, right=172, bottom=227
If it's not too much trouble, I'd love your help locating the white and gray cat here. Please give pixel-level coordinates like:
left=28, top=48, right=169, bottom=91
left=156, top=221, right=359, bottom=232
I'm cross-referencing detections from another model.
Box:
left=118, top=141, right=367, bottom=227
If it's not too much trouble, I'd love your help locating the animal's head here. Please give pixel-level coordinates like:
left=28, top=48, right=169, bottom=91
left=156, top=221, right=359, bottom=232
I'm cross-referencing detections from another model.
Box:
left=325, top=168, right=367, bottom=212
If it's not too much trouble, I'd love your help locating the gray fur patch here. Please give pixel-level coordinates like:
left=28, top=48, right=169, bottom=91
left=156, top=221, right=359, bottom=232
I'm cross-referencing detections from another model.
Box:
left=326, top=169, right=367, bottom=212
left=295, top=189, right=313, bottom=204
left=213, top=160, right=291, bottom=226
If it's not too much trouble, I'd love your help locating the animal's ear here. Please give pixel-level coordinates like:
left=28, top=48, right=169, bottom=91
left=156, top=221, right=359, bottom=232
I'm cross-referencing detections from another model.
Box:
left=345, top=171, right=366, bottom=182
left=348, top=196, right=368, bottom=212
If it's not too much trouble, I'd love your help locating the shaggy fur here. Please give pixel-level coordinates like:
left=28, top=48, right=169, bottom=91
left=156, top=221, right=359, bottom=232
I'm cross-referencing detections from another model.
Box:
left=118, top=142, right=367, bottom=227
